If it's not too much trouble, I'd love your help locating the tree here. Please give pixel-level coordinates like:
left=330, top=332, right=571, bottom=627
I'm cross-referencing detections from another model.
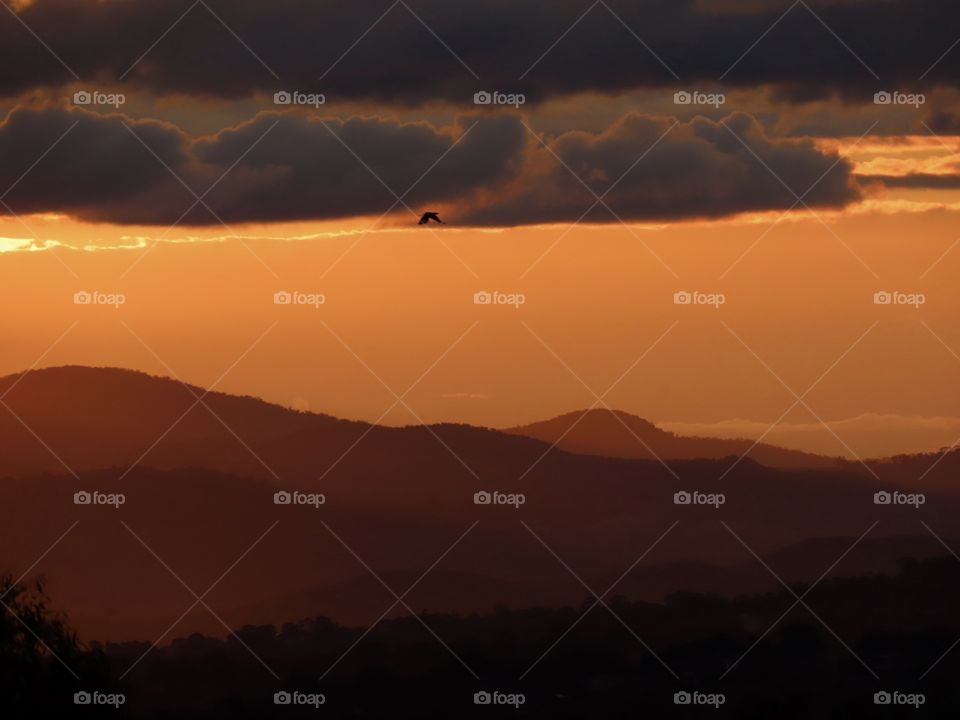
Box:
left=0, top=574, right=111, bottom=718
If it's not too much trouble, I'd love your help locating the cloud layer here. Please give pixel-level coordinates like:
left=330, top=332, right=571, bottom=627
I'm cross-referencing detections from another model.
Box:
left=0, top=108, right=527, bottom=224
left=1, top=0, right=957, bottom=105
left=461, top=112, right=859, bottom=225
left=0, top=107, right=859, bottom=226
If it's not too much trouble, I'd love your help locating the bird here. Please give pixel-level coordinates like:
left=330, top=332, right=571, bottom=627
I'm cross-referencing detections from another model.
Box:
left=418, top=212, right=445, bottom=225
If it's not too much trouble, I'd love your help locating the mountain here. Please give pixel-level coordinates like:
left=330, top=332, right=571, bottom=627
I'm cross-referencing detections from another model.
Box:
left=3, top=464, right=954, bottom=642
left=0, top=366, right=841, bottom=484
left=0, top=365, right=362, bottom=481
left=1, top=366, right=958, bottom=642
left=506, top=409, right=847, bottom=469
left=0, top=367, right=848, bottom=482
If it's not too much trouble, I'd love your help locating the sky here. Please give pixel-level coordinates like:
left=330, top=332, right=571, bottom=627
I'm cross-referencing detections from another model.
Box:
left=1, top=0, right=959, bottom=459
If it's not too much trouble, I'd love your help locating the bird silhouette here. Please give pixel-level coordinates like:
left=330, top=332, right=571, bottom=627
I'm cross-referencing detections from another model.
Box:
left=418, top=212, right=445, bottom=225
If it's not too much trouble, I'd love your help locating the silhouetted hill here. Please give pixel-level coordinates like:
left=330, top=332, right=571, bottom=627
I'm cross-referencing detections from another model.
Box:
left=1, top=366, right=958, bottom=642
left=5, top=367, right=952, bottom=485
left=99, top=555, right=960, bottom=718
left=0, top=366, right=370, bottom=480
left=9, top=553, right=960, bottom=718
left=2, top=464, right=957, bottom=642
left=506, top=409, right=848, bottom=469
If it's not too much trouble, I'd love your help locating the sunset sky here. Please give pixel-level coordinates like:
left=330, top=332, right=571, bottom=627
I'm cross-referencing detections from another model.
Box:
left=1, top=0, right=959, bottom=459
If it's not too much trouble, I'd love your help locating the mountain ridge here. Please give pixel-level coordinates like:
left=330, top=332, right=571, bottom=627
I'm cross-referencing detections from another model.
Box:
left=0, top=366, right=958, bottom=642
left=505, top=408, right=850, bottom=469
left=0, top=366, right=853, bottom=475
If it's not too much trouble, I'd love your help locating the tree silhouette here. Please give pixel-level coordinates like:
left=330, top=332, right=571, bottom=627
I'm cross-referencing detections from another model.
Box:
left=0, top=573, right=111, bottom=718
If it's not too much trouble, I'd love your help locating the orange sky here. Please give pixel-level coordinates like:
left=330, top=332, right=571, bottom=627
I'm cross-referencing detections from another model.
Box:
left=1, top=138, right=958, bottom=461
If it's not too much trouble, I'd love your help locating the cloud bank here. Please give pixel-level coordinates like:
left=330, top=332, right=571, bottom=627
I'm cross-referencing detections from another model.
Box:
left=1, top=0, right=957, bottom=106
left=0, top=107, right=860, bottom=226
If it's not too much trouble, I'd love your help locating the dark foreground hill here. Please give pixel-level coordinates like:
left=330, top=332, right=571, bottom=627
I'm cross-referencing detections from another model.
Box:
left=7, top=556, right=960, bottom=718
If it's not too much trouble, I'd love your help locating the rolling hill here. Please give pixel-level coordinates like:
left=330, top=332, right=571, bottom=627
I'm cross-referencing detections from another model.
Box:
left=506, top=409, right=847, bottom=469
left=0, top=366, right=957, bottom=641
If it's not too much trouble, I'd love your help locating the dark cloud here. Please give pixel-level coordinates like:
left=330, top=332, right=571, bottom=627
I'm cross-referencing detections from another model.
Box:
left=459, top=112, right=860, bottom=226
left=0, top=107, right=526, bottom=225
left=925, top=111, right=960, bottom=134
left=0, top=107, right=859, bottom=226
left=190, top=112, right=527, bottom=224
left=1, top=0, right=957, bottom=106
left=859, top=174, right=960, bottom=189
left=0, top=109, right=196, bottom=223
left=693, top=0, right=879, bottom=8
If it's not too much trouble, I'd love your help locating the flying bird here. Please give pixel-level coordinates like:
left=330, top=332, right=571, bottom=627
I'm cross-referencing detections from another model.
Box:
left=418, top=212, right=445, bottom=225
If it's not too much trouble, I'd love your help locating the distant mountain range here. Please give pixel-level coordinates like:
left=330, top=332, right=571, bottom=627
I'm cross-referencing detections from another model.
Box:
left=506, top=410, right=846, bottom=469
left=0, top=366, right=899, bottom=479
left=0, top=366, right=957, bottom=642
